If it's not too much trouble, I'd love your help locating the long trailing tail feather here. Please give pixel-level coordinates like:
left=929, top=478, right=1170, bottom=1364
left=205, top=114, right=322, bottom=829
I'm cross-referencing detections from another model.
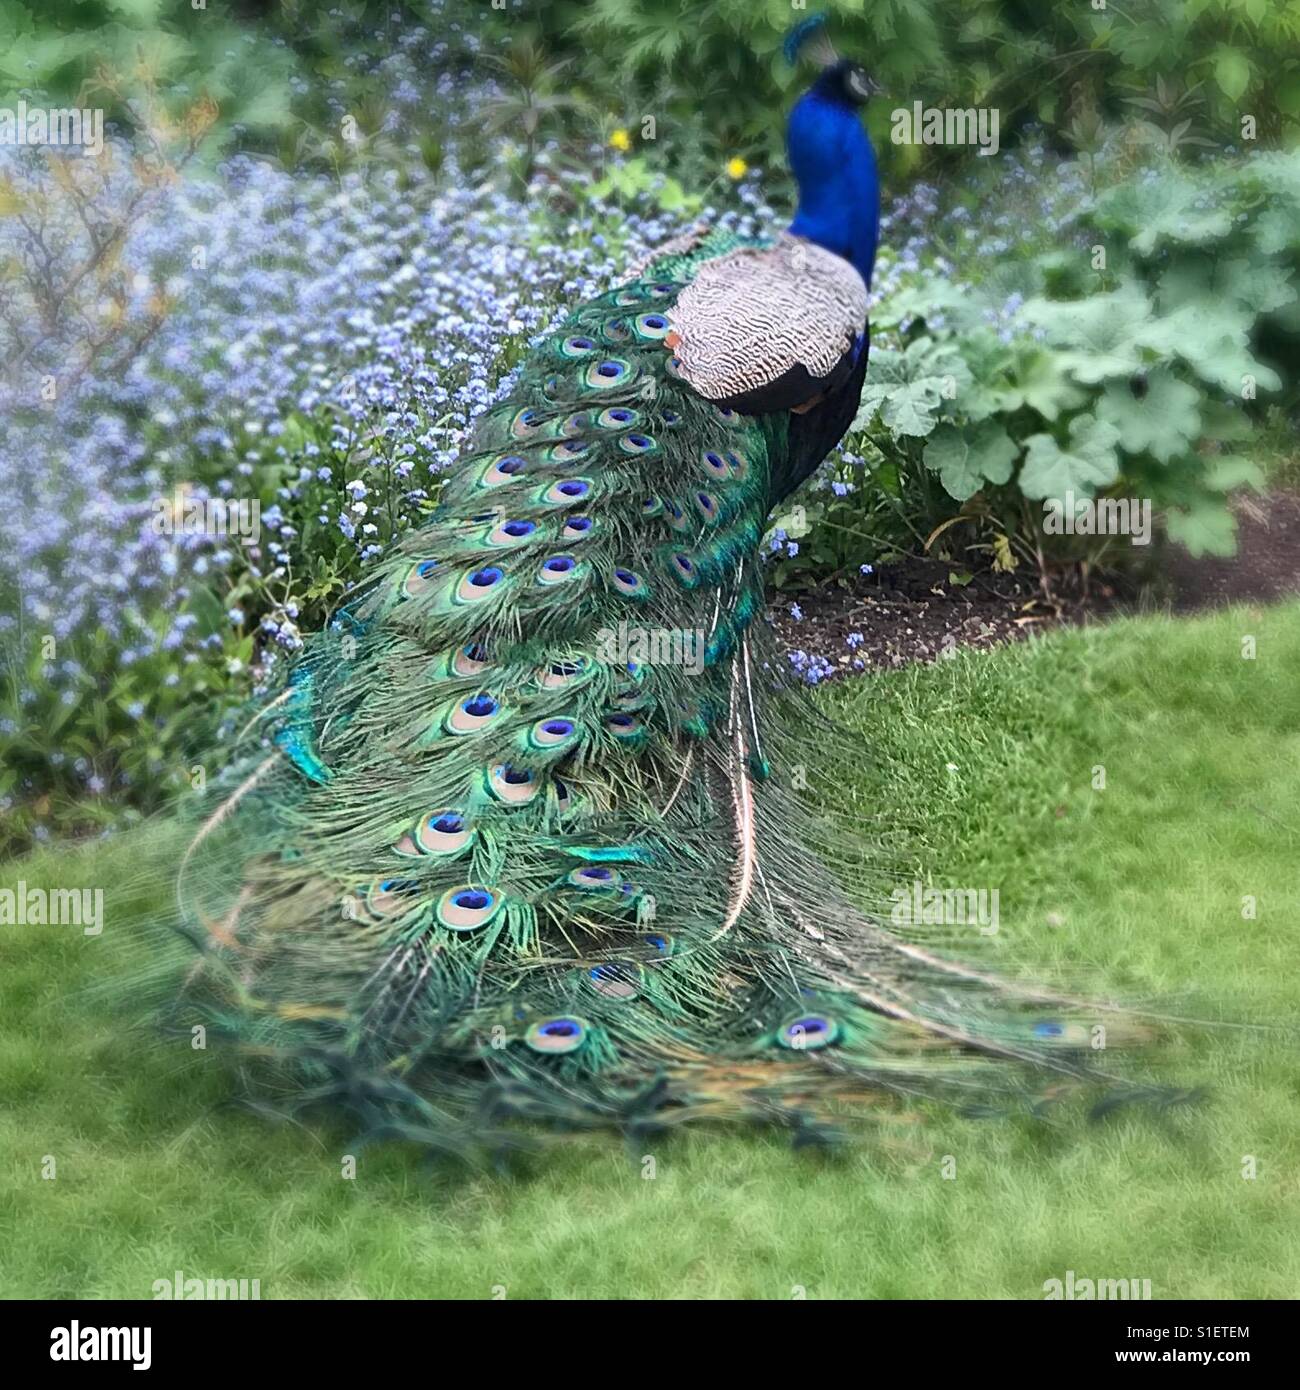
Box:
left=164, top=231, right=1173, bottom=1163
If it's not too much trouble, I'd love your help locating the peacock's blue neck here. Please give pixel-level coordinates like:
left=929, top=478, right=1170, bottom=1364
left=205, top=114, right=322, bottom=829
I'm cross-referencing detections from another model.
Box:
left=786, top=92, right=880, bottom=290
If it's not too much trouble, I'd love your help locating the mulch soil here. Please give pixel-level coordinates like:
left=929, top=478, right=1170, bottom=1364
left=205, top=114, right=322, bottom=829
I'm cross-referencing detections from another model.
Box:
left=769, top=490, right=1300, bottom=678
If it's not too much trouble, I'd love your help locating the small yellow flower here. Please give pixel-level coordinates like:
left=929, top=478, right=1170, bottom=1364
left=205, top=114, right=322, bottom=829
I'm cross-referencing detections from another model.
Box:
left=610, top=128, right=631, bottom=152
left=726, top=156, right=748, bottom=180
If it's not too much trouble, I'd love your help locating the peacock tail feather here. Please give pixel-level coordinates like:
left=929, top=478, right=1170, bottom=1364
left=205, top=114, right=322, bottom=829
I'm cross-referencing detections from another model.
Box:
left=174, top=232, right=1156, bottom=1161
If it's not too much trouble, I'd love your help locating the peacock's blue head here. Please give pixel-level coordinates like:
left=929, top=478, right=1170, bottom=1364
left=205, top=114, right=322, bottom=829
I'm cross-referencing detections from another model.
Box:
left=808, top=58, right=882, bottom=109
left=787, top=59, right=882, bottom=289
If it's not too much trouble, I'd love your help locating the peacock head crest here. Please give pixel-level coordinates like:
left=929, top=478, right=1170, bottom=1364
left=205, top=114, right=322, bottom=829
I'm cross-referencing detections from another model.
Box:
left=785, top=15, right=881, bottom=109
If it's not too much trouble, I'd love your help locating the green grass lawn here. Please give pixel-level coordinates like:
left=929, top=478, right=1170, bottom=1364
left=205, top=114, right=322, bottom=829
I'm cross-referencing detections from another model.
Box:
left=3, top=601, right=1298, bottom=1299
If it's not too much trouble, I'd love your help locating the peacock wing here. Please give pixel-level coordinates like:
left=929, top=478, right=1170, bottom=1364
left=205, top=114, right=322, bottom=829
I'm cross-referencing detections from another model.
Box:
left=666, top=233, right=869, bottom=415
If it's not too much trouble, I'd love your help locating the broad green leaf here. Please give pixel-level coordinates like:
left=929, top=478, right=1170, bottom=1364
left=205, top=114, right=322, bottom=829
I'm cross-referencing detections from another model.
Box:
left=105, top=24, right=195, bottom=79
left=1253, top=208, right=1300, bottom=257
left=1018, top=414, right=1121, bottom=501
left=1199, top=399, right=1256, bottom=443
left=233, top=83, right=294, bottom=130
left=1166, top=503, right=1237, bottom=557
left=0, top=29, right=97, bottom=83
left=1111, top=21, right=1170, bottom=69
left=1158, top=255, right=1297, bottom=316
left=1097, top=370, right=1202, bottom=464
left=923, top=422, right=1018, bottom=501
left=995, top=344, right=1087, bottom=420
left=1270, top=297, right=1300, bottom=337
left=770, top=508, right=811, bottom=539
left=1220, top=257, right=1296, bottom=314
left=944, top=328, right=1014, bottom=422
left=1203, top=456, right=1265, bottom=493
left=1020, top=288, right=1152, bottom=385
left=875, top=279, right=989, bottom=335
left=656, top=177, right=700, bottom=213
left=1214, top=48, right=1251, bottom=104
left=853, top=340, right=971, bottom=438
left=1277, top=73, right=1300, bottom=118
left=185, top=585, right=228, bottom=641
left=1139, top=302, right=1282, bottom=394
left=1096, top=174, right=1233, bottom=256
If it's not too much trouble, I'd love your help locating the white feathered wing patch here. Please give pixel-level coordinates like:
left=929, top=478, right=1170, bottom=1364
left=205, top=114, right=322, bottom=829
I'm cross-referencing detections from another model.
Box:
left=668, top=235, right=868, bottom=403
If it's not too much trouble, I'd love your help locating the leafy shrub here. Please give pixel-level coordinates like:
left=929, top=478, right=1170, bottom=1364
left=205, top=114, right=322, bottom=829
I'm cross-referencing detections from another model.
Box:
left=0, top=0, right=300, bottom=158
left=770, top=144, right=1300, bottom=593
left=535, top=0, right=1300, bottom=177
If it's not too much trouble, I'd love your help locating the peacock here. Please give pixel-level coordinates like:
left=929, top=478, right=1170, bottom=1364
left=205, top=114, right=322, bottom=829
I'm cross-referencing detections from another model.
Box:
left=174, top=33, right=1152, bottom=1162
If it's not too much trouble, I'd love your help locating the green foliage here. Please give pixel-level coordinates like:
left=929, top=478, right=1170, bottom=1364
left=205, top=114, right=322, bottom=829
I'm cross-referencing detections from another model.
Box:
left=856, top=339, right=971, bottom=438
left=0, top=0, right=299, bottom=158
left=0, top=618, right=252, bottom=853
left=924, top=421, right=1017, bottom=502
left=1018, top=414, right=1121, bottom=501
left=585, top=156, right=704, bottom=216
left=833, top=150, right=1300, bottom=574
left=7, top=1, right=1299, bottom=179
left=532, top=0, right=1300, bottom=177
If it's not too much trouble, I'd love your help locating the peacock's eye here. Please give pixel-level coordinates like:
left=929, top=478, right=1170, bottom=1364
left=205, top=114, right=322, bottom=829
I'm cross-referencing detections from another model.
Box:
left=848, top=68, right=870, bottom=98
left=778, top=1014, right=840, bottom=1050
left=525, top=1016, right=588, bottom=1054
